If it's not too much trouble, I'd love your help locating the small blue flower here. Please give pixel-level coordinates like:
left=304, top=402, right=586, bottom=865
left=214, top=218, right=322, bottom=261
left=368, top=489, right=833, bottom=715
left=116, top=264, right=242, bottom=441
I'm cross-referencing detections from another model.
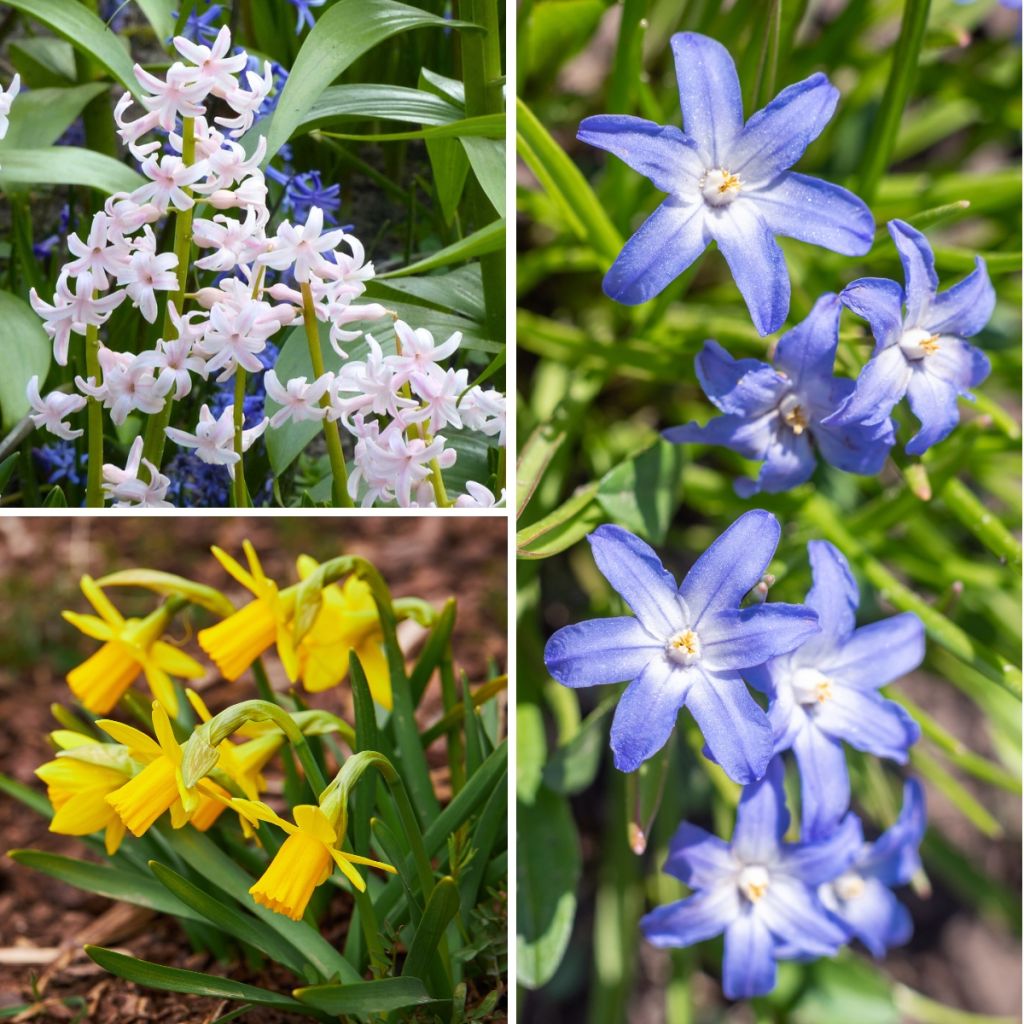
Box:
left=817, top=779, right=925, bottom=958
left=825, top=219, right=994, bottom=455
left=284, top=170, right=342, bottom=226
left=578, top=32, right=873, bottom=335
left=642, top=757, right=858, bottom=999
left=747, top=541, right=923, bottom=836
left=34, top=442, right=86, bottom=487
left=287, top=0, right=326, bottom=34
left=664, top=294, right=895, bottom=496
left=544, top=512, right=819, bottom=781
left=177, top=3, right=223, bottom=43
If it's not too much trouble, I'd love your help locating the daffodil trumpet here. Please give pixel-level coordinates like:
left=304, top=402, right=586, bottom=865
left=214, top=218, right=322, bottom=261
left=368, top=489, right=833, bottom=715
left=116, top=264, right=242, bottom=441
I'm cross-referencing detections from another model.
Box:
left=63, top=577, right=203, bottom=717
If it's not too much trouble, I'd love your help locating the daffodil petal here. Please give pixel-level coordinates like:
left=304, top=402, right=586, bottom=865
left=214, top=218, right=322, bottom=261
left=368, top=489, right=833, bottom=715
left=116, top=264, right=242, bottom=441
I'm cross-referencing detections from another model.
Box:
left=143, top=664, right=180, bottom=718
left=358, top=640, right=393, bottom=711
left=341, top=851, right=398, bottom=874
left=96, top=719, right=162, bottom=760
left=293, top=804, right=337, bottom=845
left=151, top=703, right=181, bottom=763
left=329, top=849, right=367, bottom=892
left=152, top=642, right=205, bottom=679
left=80, top=576, right=125, bottom=626
left=61, top=611, right=115, bottom=642
left=228, top=797, right=296, bottom=834
left=185, top=688, right=213, bottom=723
left=211, top=545, right=258, bottom=595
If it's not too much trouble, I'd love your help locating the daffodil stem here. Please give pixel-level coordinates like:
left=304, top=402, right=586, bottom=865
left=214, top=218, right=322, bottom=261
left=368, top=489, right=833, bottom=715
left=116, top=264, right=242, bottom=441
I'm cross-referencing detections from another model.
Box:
left=299, top=282, right=352, bottom=507
left=231, top=369, right=250, bottom=508
left=351, top=884, right=387, bottom=975
left=142, top=116, right=196, bottom=470
left=84, top=318, right=103, bottom=508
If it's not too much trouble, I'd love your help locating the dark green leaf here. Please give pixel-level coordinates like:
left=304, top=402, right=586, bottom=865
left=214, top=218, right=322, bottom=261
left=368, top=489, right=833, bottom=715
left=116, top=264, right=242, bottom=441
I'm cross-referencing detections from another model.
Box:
left=596, top=440, right=685, bottom=544
left=294, top=976, right=433, bottom=1014
left=401, top=876, right=460, bottom=993
left=0, top=290, right=51, bottom=428
left=0, top=147, right=145, bottom=195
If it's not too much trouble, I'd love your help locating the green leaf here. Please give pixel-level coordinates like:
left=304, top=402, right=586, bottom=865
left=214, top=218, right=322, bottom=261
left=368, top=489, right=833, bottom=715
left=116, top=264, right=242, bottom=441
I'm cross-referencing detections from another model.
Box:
left=401, top=876, right=460, bottom=992
left=378, top=219, right=505, bottom=279
left=595, top=441, right=685, bottom=544
left=516, top=786, right=582, bottom=989
left=294, top=977, right=434, bottom=1014
left=296, top=84, right=463, bottom=135
left=43, top=485, right=68, bottom=507
left=9, top=37, right=77, bottom=86
left=441, top=428, right=500, bottom=500
left=462, top=137, right=506, bottom=217
left=5, top=0, right=140, bottom=95
left=0, top=147, right=145, bottom=195
left=134, top=0, right=177, bottom=44
left=257, top=0, right=475, bottom=160
left=0, top=290, right=51, bottom=429
left=516, top=484, right=603, bottom=560
left=95, top=569, right=236, bottom=617
left=791, top=956, right=900, bottom=1024
left=8, top=850, right=207, bottom=923
left=0, top=772, right=53, bottom=818
left=147, top=861, right=310, bottom=976
left=409, top=599, right=457, bottom=704
left=458, top=768, right=507, bottom=911
left=0, top=83, right=108, bottom=151
left=543, top=694, right=616, bottom=796
left=321, top=113, right=504, bottom=143
left=84, top=946, right=319, bottom=1016
left=366, top=265, right=485, bottom=320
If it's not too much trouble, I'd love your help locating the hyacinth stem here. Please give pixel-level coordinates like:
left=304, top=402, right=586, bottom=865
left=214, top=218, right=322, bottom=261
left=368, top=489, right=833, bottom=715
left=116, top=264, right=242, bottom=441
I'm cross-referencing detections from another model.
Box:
left=142, top=116, right=197, bottom=470
left=299, top=281, right=352, bottom=507
left=84, top=318, right=104, bottom=508
left=396, top=357, right=451, bottom=508
left=231, top=369, right=250, bottom=508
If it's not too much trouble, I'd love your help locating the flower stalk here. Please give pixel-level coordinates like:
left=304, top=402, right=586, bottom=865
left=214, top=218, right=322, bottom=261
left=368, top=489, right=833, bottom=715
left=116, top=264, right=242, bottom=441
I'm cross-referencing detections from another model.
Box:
left=84, top=317, right=103, bottom=508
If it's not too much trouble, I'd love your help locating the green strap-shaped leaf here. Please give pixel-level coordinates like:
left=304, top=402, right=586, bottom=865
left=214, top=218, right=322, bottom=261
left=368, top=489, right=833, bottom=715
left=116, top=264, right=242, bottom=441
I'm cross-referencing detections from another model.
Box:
left=5, top=0, right=140, bottom=96
left=0, top=147, right=145, bottom=195
left=0, top=83, right=108, bottom=151
left=294, top=976, right=433, bottom=1014
left=257, top=0, right=477, bottom=160
left=378, top=219, right=505, bottom=279
left=0, top=290, right=51, bottom=429
left=401, top=876, right=460, bottom=992
left=85, top=946, right=321, bottom=1016
left=296, top=84, right=464, bottom=134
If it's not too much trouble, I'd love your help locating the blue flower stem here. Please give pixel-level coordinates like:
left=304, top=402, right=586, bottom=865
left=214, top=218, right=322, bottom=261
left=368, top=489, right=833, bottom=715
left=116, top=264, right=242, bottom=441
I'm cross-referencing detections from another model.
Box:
left=299, top=282, right=352, bottom=507
left=142, top=116, right=196, bottom=470
left=231, top=369, right=251, bottom=508
left=859, top=0, right=932, bottom=204
left=84, top=316, right=104, bottom=508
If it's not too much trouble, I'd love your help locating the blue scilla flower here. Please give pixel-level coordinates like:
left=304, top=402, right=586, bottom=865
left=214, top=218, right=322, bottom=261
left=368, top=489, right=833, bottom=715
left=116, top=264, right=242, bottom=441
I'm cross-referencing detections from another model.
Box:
left=642, top=757, right=858, bottom=999
left=824, top=220, right=995, bottom=455
left=34, top=442, right=86, bottom=487
left=664, top=294, right=895, bottom=496
left=578, top=33, right=873, bottom=335
left=288, top=0, right=326, bottom=34
left=544, top=512, right=819, bottom=781
left=818, top=779, right=926, bottom=958
left=285, top=171, right=341, bottom=226
left=746, top=541, right=923, bottom=836
left=177, top=3, right=223, bottom=44
left=166, top=451, right=229, bottom=507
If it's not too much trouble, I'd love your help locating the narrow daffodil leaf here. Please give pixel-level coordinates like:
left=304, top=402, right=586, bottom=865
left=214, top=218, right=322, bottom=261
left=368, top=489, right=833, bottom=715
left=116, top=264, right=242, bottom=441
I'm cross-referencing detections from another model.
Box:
left=293, top=976, right=433, bottom=1014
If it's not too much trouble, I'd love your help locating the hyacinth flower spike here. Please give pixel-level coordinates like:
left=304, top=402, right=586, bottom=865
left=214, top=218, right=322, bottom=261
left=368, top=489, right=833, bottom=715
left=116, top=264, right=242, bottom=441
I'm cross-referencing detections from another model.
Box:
left=825, top=219, right=995, bottom=454
left=294, top=555, right=392, bottom=708
left=819, top=779, right=926, bottom=958
left=63, top=576, right=204, bottom=716
left=578, top=33, right=873, bottom=334
left=198, top=541, right=298, bottom=682
left=747, top=541, right=923, bottom=836
left=642, top=757, right=858, bottom=999
left=230, top=798, right=396, bottom=920
left=544, top=511, right=819, bottom=782
left=665, top=294, right=896, bottom=495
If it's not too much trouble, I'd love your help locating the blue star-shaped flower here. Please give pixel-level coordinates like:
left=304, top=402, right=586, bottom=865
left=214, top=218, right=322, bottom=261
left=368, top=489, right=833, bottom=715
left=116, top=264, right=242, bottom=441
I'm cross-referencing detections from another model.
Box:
left=824, top=219, right=995, bottom=455
left=288, top=0, right=326, bottom=34
left=664, top=294, right=896, bottom=496
left=642, top=757, right=859, bottom=999
left=543, top=512, right=819, bottom=782
left=578, top=32, right=873, bottom=335
left=818, top=779, right=926, bottom=957
left=747, top=541, right=923, bottom=836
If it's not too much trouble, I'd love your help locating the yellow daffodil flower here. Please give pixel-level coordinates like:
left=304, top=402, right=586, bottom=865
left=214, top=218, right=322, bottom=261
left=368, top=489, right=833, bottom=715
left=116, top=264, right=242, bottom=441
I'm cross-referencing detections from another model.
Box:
left=230, top=798, right=396, bottom=921
left=63, top=576, right=203, bottom=717
left=35, top=734, right=131, bottom=855
left=101, top=702, right=208, bottom=837
left=295, top=556, right=392, bottom=709
left=198, top=542, right=298, bottom=683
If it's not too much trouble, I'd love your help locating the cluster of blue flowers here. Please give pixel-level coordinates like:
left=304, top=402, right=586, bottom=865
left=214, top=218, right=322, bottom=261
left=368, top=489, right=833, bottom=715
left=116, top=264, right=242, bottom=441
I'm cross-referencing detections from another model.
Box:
left=581, top=33, right=996, bottom=496
left=544, top=513, right=927, bottom=997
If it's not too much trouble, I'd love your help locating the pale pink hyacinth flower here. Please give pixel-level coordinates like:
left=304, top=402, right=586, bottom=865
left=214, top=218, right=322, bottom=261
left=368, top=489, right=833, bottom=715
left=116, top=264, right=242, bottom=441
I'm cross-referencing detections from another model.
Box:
left=102, top=437, right=172, bottom=508
left=118, top=246, right=179, bottom=323
left=165, top=404, right=268, bottom=477
left=258, top=206, right=346, bottom=283
left=454, top=482, right=506, bottom=508
left=29, top=270, right=125, bottom=366
left=134, top=154, right=209, bottom=213
left=25, top=376, right=87, bottom=440
left=329, top=334, right=418, bottom=427
left=349, top=423, right=456, bottom=507
left=411, top=366, right=470, bottom=434
left=460, top=386, right=506, bottom=446
left=134, top=62, right=209, bottom=131
left=76, top=348, right=172, bottom=426
left=197, top=300, right=286, bottom=381
left=263, top=370, right=332, bottom=428
left=63, top=213, right=131, bottom=291
left=135, top=335, right=208, bottom=400
left=388, top=321, right=462, bottom=389
left=173, top=26, right=249, bottom=97
left=192, top=208, right=268, bottom=272
left=0, top=73, right=21, bottom=139
left=215, top=64, right=274, bottom=135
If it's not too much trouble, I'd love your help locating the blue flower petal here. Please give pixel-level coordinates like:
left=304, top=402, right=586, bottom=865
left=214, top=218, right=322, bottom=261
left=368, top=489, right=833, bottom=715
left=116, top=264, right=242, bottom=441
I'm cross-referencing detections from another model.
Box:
left=804, top=540, right=858, bottom=644
left=756, top=174, right=873, bottom=256
left=773, top=293, right=842, bottom=390
left=709, top=202, right=790, bottom=336
left=823, top=613, right=925, bottom=689
left=700, top=604, right=820, bottom=671
left=670, top=33, right=744, bottom=164
left=824, top=344, right=911, bottom=428
left=577, top=114, right=703, bottom=194
left=679, top=508, right=781, bottom=623
left=641, top=885, right=739, bottom=947
left=544, top=616, right=660, bottom=687
left=812, top=409, right=895, bottom=476
left=722, top=910, right=776, bottom=999
left=663, top=412, right=776, bottom=460
left=737, top=431, right=815, bottom=496
left=732, top=755, right=789, bottom=859
left=904, top=368, right=962, bottom=454
left=829, top=876, right=912, bottom=958
left=815, top=687, right=920, bottom=762
left=587, top=524, right=686, bottom=637
left=782, top=811, right=862, bottom=883
left=695, top=340, right=788, bottom=416
left=603, top=198, right=707, bottom=305
left=925, top=256, right=996, bottom=338
left=610, top=656, right=690, bottom=772
left=758, top=876, right=849, bottom=956
left=729, top=74, right=838, bottom=178
left=663, top=822, right=735, bottom=887
left=792, top=721, right=851, bottom=838
left=840, top=277, right=906, bottom=351
left=862, top=778, right=926, bottom=886
left=889, top=219, right=939, bottom=326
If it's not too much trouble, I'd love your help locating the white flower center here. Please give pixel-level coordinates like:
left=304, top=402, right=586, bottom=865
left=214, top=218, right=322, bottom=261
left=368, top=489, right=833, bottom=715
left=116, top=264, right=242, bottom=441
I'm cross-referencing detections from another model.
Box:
left=899, top=327, right=941, bottom=360
left=665, top=628, right=701, bottom=666
left=834, top=870, right=865, bottom=901
left=778, top=393, right=808, bottom=435
left=700, top=167, right=742, bottom=207
left=738, top=865, right=770, bottom=903
left=791, top=667, right=834, bottom=706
